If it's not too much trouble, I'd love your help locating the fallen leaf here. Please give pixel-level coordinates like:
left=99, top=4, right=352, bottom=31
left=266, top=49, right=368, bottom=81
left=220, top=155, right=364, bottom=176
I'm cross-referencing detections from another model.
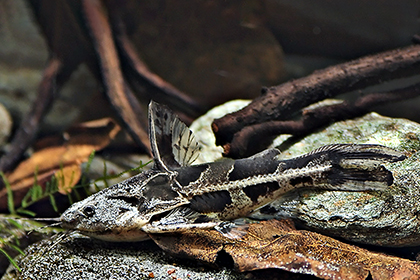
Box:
left=52, top=164, right=83, bottom=192
left=0, top=118, right=120, bottom=212
left=150, top=219, right=420, bottom=280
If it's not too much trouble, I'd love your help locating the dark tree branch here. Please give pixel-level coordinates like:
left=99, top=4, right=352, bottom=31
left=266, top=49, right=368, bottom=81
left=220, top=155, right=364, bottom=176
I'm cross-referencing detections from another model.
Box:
left=213, top=44, right=420, bottom=158
left=223, top=83, right=420, bottom=158
left=110, top=13, right=204, bottom=120
left=0, top=58, right=66, bottom=172
left=0, top=0, right=97, bottom=173
left=1, top=1, right=207, bottom=174
left=82, top=0, right=151, bottom=154
left=213, top=45, right=420, bottom=147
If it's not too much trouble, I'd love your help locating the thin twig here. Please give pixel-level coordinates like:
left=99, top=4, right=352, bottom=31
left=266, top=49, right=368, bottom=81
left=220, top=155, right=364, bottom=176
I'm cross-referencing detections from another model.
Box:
left=0, top=0, right=98, bottom=173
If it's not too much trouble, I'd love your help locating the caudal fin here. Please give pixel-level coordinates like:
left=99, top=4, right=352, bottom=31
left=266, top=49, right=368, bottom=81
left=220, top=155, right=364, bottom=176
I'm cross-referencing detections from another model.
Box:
left=288, top=144, right=406, bottom=191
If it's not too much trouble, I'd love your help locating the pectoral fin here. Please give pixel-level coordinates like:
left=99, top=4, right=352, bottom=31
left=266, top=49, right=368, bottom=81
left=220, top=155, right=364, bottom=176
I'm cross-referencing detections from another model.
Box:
left=141, top=207, right=220, bottom=233
left=214, top=219, right=250, bottom=239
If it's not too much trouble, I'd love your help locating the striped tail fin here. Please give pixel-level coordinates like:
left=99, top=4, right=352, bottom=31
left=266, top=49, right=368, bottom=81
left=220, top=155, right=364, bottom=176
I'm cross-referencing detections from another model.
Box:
left=284, top=144, right=406, bottom=191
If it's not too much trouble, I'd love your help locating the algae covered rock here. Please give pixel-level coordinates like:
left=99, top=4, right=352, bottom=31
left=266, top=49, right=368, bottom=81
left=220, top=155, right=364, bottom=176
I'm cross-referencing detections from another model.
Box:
left=263, top=112, right=420, bottom=247
left=0, top=215, right=61, bottom=276
left=2, top=232, right=247, bottom=280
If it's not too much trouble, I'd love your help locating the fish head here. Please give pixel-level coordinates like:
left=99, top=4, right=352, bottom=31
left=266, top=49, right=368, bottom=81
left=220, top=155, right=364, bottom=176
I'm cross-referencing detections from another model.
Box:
left=61, top=101, right=201, bottom=241
left=60, top=169, right=188, bottom=241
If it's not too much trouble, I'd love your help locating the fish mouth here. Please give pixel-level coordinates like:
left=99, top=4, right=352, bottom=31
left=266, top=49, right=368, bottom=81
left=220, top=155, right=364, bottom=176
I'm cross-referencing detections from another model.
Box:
left=60, top=216, right=79, bottom=230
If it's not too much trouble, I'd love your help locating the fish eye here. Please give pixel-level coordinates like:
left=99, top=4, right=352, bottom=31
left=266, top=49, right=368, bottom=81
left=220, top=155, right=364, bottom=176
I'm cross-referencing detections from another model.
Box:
left=82, top=205, right=95, bottom=217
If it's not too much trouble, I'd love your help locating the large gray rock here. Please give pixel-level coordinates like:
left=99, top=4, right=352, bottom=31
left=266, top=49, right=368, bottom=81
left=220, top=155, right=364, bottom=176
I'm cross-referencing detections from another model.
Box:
left=266, top=112, right=420, bottom=247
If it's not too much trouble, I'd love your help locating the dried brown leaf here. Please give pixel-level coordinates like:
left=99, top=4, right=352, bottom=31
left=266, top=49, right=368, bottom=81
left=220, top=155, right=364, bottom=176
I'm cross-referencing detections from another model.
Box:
left=53, top=164, right=83, bottom=194
left=0, top=118, right=120, bottom=211
left=150, top=219, right=420, bottom=280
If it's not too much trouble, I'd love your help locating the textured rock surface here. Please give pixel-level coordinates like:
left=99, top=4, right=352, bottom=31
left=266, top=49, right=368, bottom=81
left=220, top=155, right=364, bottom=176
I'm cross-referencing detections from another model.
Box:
left=266, top=112, right=420, bottom=246
left=0, top=215, right=61, bottom=276
left=190, top=99, right=251, bottom=163
left=2, top=232, right=247, bottom=280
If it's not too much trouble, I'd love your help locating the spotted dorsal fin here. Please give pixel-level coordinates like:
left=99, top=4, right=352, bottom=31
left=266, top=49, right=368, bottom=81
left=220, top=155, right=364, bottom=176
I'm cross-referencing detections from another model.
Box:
left=148, top=101, right=200, bottom=171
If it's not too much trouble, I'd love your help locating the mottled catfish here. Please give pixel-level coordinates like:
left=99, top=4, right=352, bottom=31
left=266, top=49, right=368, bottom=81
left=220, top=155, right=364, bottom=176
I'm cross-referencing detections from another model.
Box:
left=60, top=101, right=406, bottom=241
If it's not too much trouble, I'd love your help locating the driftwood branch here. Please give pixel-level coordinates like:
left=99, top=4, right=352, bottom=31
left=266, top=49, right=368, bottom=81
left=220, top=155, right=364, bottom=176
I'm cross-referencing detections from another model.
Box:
left=224, top=83, right=420, bottom=157
left=0, top=0, right=203, bottom=173
left=0, top=58, right=69, bottom=173
left=111, top=13, right=203, bottom=120
left=82, top=0, right=151, bottom=153
left=213, top=44, right=420, bottom=158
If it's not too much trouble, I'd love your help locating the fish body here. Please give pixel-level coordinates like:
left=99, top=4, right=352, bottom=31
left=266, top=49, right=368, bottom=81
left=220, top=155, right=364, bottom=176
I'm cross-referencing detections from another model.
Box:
left=60, top=101, right=406, bottom=241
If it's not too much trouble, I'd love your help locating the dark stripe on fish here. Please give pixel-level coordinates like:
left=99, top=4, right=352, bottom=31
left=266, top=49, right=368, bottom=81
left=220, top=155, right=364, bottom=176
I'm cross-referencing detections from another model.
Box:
left=228, top=151, right=280, bottom=182
left=176, top=164, right=208, bottom=186
left=289, top=176, right=314, bottom=187
left=190, top=190, right=232, bottom=213
left=243, top=182, right=280, bottom=203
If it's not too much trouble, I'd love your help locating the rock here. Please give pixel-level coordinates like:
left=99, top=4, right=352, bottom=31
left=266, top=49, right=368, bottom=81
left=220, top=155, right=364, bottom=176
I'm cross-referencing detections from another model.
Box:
left=190, top=99, right=251, bottom=163
left=0, top=214, right=61, bottom=276
left=265, top=0, right=420, bottom=58
left=263, top=112, right=420, bottom=247
left=0, top=103, right=12, bottom=148
left=124, top=1, right=286, bottom=108
left=2, top=233, right=247, bottom=280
